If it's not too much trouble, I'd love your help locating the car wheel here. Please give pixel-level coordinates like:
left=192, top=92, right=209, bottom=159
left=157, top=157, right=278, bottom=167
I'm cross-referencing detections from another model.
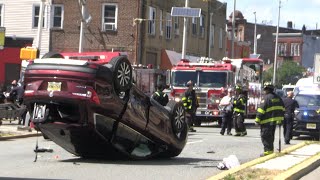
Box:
left=109, top=56, right=133, bottom=93
left=42, top=52, right=64, bottom=58
left=167, top=100, right=187, bottom=140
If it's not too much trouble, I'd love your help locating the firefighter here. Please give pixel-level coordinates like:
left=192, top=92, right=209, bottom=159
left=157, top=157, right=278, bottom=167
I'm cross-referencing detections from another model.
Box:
left=233, top=85, right=247, bottom=136
left=255, top=82, right=285, bottom=156
left=151, top=84, right=169, bottom=106
left=182, top=80, right=199, bottom=132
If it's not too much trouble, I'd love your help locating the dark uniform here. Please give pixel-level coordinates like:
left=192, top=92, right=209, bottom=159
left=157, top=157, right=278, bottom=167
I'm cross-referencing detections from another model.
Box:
left=282, top=92, right=299, bottom=144
left=182, top=81, right=199, bottom=131
left=233, top=86, right=247, bottom=136
left=256, top=83, right=285, bottom=156
left=152, top=85, right=169, bottom=106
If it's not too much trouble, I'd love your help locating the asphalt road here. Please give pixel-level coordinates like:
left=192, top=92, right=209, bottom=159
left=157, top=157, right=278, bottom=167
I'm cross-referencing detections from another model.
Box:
left=0, top=121, right=308, bottom=180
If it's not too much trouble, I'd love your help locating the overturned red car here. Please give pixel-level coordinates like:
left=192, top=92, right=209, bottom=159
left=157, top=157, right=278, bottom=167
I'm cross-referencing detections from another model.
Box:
left=23, top=52, right=188, bottom=159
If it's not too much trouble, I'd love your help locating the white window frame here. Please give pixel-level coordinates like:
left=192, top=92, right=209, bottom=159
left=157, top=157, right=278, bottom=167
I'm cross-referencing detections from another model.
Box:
left=51, top=4, right=64, bottom=29
left=174, top=16, right=179, bottom=35
left=159, top=10, right=163, bottom=36
left=210, top=24, right=215, bottom=48
left=102, top=3, right=118, bottom=31
left=32, top=4, right=46, bottom=29
left=199, top=14, right=205, bottom=38
left=148, top=6, right=156, bottom=35
left=0, top=4, right=3, bottom=27
left=219, top=27, right=223, bottom=49
left=192, top=17, right=197, bottom=35
left=166, top=12, right=172, bottom=39
left=291, top=43, right=300, bottom=56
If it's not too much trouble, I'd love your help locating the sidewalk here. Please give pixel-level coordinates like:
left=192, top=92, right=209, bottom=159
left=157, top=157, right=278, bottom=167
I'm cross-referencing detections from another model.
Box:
left=0, top=119, right=40, bottom=140
left=209, top=142, right=320, bottom=180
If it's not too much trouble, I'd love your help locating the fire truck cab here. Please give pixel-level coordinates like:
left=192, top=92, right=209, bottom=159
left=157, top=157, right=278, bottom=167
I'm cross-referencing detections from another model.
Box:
left=166, top=57, right=236, bottom=125
left=166, top=57, right=263, bottom=126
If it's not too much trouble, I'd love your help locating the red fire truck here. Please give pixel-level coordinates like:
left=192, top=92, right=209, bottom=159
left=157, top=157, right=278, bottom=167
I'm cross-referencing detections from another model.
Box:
left=166, top=57, right=263, bottom=126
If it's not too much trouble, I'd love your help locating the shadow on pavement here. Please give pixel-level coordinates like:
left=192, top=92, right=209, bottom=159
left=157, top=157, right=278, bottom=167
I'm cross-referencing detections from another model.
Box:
left=59, top=156, right=221, bottom=166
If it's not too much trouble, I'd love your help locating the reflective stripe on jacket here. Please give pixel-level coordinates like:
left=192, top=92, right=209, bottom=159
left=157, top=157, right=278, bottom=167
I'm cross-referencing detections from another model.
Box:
left=255, top=92, right=285, bottom=125
left=233, top=94, right=246, bottom=113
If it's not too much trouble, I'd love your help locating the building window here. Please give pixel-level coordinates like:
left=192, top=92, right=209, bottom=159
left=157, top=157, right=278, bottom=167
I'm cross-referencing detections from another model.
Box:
left=278, top=43, right=287, bottom=56
left=291, top=43, right=300, bottom=56
left=102, top=4, right=118, bottom=31
left=199, top=14, right=205, bottom=38
left=0, top=4, right=3, bottom=27
left=219, top=27, right=223, bottom=49
left=166, top=13, right=172, bottom=39
left=173, top=16, right=179, bottom=35
left=159, top=10, right=163, bottom=36
left=210, top=24, right=215, bottom=48
left=52, top=5, right=64, bottom=28
left=33, top=4, right=46, bottom=28
left=192, top=17, right=197, bottom=35
left=148, top=6, right=156, bottom=35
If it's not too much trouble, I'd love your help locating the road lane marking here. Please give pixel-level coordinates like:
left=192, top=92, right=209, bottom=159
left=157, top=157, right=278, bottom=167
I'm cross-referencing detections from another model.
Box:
left=187, top=140, right=203, bottom=144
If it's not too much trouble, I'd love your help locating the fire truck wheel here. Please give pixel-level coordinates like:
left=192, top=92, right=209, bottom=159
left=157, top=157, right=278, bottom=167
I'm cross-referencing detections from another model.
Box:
left=109, top=56, right=133, bottom=93
left=42, top=52, right=64, bottom=58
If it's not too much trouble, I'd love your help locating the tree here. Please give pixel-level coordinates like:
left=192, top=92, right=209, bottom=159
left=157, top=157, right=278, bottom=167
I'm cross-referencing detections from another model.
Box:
left=263, top=60, right=305, bottom=88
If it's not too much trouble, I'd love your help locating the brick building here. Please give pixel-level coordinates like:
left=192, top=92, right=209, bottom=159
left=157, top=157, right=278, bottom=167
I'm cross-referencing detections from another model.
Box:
left=226, top=10, right=301, bottom=64
left=51, top=0, right=227, bottom=69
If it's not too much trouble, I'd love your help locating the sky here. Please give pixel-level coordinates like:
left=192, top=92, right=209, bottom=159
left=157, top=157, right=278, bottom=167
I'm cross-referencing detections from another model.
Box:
left=223, top=0, right=320, bottom=30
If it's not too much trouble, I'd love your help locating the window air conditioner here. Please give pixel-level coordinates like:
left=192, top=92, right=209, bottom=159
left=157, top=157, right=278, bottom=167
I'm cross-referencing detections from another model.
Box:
left=104, top=24, right=116, bottom=31
left=175, top=29, right=180, bottom=35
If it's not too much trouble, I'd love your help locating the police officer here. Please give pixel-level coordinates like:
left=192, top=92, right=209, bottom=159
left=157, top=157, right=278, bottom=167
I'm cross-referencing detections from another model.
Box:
left=256, top=82, right=285, bottom=156
left=151, top=84, right=169, bottom=106
left=282, top=91, right=299, bottom=144
left=233, top=85, right=247, bottom=136
left=182, top=80, right=199, bottom=132
left=219, top=88, right=234, bottom=135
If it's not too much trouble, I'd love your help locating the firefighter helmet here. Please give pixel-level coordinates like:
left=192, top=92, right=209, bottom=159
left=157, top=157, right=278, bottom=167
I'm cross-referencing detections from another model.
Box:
left=186, top=80, right=194, bottom=87
left=263, top=82, right=274, bottom=90
left=235, top=85, right=242, bottom=92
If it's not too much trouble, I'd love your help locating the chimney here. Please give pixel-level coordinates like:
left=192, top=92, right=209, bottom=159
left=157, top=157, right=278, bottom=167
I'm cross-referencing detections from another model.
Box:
left=287, top=21, right=293, bottom=29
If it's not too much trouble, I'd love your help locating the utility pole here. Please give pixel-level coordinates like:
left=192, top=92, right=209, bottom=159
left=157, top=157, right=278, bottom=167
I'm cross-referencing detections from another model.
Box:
left=253, top=11, right=257, bottom=55
left=181, top=0, right=189, bottom=59
left=273, top=0, right=281, bottom=85
left=35, top=0, right=46, bottom=50
left=231, top=0, right=236, bottom=58
left=79, top=0, right=86, bottom=53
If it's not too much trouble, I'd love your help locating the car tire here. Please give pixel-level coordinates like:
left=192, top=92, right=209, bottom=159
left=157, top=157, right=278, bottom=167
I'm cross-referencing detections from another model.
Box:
left=109, top=56, right=133, bottom=93
left=42, top=52, right=64, bottom=58
left=167, top=100, right=187, bottom=141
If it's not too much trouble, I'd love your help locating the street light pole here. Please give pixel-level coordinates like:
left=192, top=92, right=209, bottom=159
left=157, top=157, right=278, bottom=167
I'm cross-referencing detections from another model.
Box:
left=181, top=0, right=189, bottom=59
left=231, top=0, right=236, bottom=58
left=273, top=0, right=281, bottom=85
left=253, top=11, right=257, bottom=55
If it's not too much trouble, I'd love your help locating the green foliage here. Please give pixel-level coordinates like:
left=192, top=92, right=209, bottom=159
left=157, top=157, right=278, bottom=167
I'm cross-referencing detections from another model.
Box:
left=263, top=60, right=305, bottom=88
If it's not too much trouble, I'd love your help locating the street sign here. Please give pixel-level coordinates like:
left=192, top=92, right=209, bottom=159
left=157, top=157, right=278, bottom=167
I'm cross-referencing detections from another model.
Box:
left=0, top=27, right=5, bottom=50
left=171, top=7, right=201, bottom=17
left=314, top=53, right=320, bottom=84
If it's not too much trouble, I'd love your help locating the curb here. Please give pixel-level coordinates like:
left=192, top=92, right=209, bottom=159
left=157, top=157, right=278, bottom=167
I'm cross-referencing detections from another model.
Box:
left=0, top=132, right=41, bottom=140
left=207, top=142, right=309, bottom=180
left=274, top=152, right=320, bottom=180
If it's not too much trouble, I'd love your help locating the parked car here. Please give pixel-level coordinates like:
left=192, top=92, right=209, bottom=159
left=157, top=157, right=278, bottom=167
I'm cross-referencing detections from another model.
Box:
left=292, top=90, right=320, bottom=138
left=275, top=89, right=284, bottom=97
left=23, top=53, right=188, bottom=159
